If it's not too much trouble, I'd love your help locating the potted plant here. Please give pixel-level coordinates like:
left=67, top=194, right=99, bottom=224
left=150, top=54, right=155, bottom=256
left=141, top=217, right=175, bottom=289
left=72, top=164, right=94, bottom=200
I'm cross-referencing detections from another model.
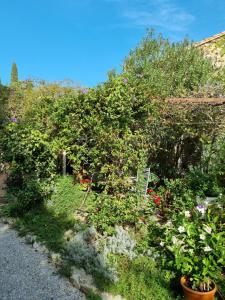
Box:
left=157, top=207, right=225, bottom=299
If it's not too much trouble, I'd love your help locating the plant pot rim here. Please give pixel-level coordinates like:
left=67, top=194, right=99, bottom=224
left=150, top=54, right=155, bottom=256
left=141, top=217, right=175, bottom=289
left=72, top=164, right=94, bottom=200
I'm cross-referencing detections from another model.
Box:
left=180, top=276, right=217, bottom=295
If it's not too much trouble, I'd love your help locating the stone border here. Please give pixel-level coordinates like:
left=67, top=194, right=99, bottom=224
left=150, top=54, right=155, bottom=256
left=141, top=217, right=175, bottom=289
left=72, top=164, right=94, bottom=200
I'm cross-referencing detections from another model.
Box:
left=0, top=210, right=126, bottom=300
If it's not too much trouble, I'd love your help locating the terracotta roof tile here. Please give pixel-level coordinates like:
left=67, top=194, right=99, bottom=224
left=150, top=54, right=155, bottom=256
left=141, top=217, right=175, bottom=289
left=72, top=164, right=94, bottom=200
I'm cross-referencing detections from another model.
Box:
left=195, top=31, right=225, bottom=47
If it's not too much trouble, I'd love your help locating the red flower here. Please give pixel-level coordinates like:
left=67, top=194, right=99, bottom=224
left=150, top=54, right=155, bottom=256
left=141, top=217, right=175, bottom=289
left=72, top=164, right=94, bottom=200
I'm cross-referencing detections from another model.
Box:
left=154, top=196, right=161, bottom=206
left=154, top=199, right=160, bottom=206
left=80, top=178, right=91, bottom=184
left=147, top=188, right=153, bottom=194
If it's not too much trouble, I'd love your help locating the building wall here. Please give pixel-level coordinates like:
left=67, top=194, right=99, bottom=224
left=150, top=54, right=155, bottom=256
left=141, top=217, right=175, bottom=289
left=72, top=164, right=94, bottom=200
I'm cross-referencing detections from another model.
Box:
left=198, top=36, right=225, bottom=68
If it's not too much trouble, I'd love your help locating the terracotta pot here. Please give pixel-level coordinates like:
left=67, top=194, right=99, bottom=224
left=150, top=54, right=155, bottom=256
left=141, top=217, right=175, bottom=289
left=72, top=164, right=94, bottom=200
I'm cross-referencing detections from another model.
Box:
left=180, top=277, right=217, bottom=300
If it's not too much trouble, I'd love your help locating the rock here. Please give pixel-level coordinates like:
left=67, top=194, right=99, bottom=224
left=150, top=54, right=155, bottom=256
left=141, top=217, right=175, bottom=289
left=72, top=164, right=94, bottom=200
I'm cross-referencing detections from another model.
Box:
left=25, top=234, right=36, bottom=244
left=64, top=229, right=74, bottom=241
left=1, top=217, right=9, bottom=224
left=0, top=217, right=13, bottom=225
left=33, top=241, right=41, bottom=251
left=73, top=212, right=86, bottom=223
left=7, top=218, right=15, bottom=226
left=70, top=267, right=96, bottom=293
left=50, top=252, right=62, bottom=267
left=38, top=245, right=49, bottom=254
left=70, top=275, right=80, bottom=290
left=101, top=292, right=126, bottom=300
left=24, top=235, right=49, bottom=254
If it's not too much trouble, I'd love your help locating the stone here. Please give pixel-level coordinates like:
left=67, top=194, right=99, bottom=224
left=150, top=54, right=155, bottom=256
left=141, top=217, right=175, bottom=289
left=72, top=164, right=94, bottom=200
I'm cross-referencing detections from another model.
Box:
left=33, top=241, right=41, bottom=250
left=7, top=218, right=15, bottom=226
left=101, top=292, right=126, bottom=300
left=64, top=229, right=74, bottom=241
left=70, top=275, right=81, bottom=290
left=38, top=245, right=49, bottom=254
left=0, top=217, right=14, bottom=226
left=70, top=267, right=96, bottom=293
left=73, top=212, right=86, bottom=223
left=25, top=234, right=36, bottom=244
left=50, top=252, right=62, bottom=267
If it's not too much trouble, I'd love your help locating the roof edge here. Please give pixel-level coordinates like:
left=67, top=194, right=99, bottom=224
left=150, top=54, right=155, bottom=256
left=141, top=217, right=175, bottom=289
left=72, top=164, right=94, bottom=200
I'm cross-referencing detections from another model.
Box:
left=195, top=31, right=225, bottom=47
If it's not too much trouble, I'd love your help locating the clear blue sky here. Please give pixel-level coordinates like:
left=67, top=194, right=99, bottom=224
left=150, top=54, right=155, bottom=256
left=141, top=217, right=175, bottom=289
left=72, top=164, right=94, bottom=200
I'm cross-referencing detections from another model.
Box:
left=0, top=0, right=224, bottom=87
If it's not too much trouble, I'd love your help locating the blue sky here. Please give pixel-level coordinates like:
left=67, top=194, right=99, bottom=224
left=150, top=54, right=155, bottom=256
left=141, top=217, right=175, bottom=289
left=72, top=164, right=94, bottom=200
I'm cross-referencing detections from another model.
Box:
left=0, top=0, right=224, bottom=87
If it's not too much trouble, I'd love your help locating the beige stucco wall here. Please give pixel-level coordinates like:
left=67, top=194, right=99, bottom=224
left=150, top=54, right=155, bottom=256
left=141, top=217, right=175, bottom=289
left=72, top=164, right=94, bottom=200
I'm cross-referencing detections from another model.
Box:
left=198, top=36, right=225, bottom=68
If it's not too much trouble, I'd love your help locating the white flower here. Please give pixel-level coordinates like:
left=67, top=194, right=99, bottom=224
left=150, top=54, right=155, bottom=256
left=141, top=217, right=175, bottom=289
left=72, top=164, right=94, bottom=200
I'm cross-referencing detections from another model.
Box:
left=204, top=246, right=212, bottom=252
left=184, top=211, right=191, bottom=218
left=160, top=241, right=165, bottom=247
left=172, top=236, right=184, bottom=246
left=204, top=225, right=212, bottom=234
left=199, top=234, right=206, bottom=240
left=178, top=226, right=185, bottom=233
left=172, top=236, right=178, bottom=245
left=165, top=221, right=173, bottom=228
left=189, top=249, right=194, bottom=255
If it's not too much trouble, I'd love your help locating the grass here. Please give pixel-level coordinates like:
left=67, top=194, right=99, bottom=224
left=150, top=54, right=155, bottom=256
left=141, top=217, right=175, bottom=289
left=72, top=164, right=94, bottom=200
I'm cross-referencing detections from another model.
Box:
left=50, top=175, right=91, bottom=215
left=95, top=256, right=183, bottom=300
left=86, top=291, right=102, bottom=300
left=3, top=175, right=184, bottom=299
left=12, top=176, right=92, bottom=252
left=3, top=175, right=192, bottom=299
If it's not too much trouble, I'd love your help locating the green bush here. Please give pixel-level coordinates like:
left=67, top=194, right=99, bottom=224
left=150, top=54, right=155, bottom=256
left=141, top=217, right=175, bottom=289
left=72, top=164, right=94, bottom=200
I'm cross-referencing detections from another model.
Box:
left=88, top=192, right=142, bottom=233
left=10, top=177, right=87, bottom=251
left=5, top=175, right=45, bottom=216
left=2, top=30, right=225, bottom=232
left=96, top=256, right=179, bottom=300
left=187, top=166, right=222, bottom=197
left=161, top=178, right=196, bottom=213
left=155, top=208, right=225, bottom=292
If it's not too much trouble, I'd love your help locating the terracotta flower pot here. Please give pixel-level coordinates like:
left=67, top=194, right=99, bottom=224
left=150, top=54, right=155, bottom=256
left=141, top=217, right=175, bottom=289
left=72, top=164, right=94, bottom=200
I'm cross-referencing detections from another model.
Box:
left=180, top=277, right=217, bottom=300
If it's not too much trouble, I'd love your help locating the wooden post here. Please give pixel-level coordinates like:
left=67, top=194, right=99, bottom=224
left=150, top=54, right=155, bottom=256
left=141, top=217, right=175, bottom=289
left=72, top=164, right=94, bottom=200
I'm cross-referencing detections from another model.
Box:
left=62, top=151, right=67, bottom=176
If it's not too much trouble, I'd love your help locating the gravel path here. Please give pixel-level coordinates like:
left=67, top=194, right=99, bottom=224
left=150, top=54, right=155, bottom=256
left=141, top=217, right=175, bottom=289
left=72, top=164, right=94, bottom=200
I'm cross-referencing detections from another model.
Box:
left=0, top=223, right=86, bottom=300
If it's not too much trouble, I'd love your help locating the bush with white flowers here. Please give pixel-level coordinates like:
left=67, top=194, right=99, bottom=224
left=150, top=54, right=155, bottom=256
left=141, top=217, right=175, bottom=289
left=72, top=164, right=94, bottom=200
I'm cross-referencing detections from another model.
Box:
left=154, top=208, right=225, bottom=292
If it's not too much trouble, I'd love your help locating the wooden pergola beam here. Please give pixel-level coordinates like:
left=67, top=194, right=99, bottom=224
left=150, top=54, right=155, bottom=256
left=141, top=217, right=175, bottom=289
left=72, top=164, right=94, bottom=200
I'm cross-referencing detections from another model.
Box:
left=166, top=98, right=225, bottom=106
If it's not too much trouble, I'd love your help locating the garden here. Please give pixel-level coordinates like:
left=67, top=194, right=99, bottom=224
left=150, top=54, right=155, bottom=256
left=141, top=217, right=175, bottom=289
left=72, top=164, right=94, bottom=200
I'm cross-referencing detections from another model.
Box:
left=1, top=30, right=225, bottom=300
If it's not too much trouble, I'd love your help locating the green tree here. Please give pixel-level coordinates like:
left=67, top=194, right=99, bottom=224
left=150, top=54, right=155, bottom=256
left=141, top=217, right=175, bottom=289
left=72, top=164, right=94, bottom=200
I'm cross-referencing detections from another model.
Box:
left=0, top=83, right=9, bottom=127
left=123, top=29, right=221, bottom=98
left=11, top=62, right=18, bottom=85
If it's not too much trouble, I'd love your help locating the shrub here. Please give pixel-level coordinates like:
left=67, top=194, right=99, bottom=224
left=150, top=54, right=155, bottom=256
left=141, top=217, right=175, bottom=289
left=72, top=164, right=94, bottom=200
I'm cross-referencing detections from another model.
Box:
left=153, top=208, right=225, bottom=292
left=161, top=178, right=196, bottom=213
left=87, top=192, right=142, bottom=233
left=187, top=166, right=222, bottom=197
left=66, top=226, right=118, bottom=282
left=97, top=256, right=179, bottom=300
left=5, top=175, right=47, bottom=216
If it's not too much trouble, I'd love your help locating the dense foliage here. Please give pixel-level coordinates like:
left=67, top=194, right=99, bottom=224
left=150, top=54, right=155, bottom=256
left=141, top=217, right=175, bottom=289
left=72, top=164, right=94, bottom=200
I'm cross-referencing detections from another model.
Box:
left=0, top=83, right=10, bottom=128
left=150, top=208, right=225, bottom=292
left=1, top=30, right=225, bottom=298
left=2, top=32, right=225, bottom=216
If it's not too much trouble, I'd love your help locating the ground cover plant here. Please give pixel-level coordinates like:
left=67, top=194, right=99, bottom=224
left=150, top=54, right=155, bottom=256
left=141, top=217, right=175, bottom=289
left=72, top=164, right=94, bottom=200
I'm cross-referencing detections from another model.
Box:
left=1, top=30, right=225, bottom=299
left=10, top=176, right=90, bottom=252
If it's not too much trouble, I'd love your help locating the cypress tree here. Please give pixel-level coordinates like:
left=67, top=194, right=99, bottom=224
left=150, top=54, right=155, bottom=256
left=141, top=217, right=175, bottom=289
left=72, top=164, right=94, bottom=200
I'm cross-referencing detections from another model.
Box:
left=11, top=62, right=18, bottom=85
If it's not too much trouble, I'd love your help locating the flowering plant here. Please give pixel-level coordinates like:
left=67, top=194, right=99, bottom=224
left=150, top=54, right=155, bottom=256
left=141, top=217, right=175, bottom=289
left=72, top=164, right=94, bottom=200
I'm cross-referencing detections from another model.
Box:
left=156, top=207, right=225, bottom=292
left=79, top=178, right=92, bottom=191
left=147, top=188, right=161, bottom=207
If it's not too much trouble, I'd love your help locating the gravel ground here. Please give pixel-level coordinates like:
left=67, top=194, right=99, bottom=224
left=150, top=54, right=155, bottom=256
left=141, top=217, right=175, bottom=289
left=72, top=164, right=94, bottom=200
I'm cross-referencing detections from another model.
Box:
left=0, top=223, right=86, bottom=300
